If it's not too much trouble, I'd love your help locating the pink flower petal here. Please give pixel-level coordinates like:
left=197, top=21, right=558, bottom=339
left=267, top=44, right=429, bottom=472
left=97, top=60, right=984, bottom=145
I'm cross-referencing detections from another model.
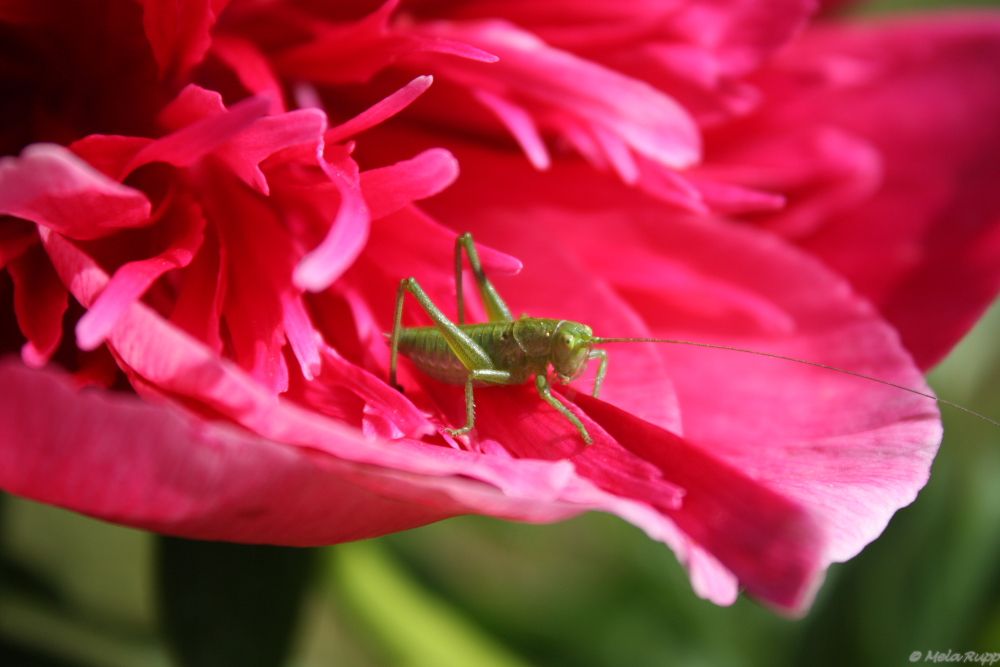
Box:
left=275, top=1, right=497, bottom=84
left=357, top=201, right=682, bottom=435
left=309, top=346, right=434, bottom=439
left=417, top=19, right=701, bottom=170
left=293, top=160, right=371, bottom=292
left=421, top=142, right=942, bottom=581
left=210, top=35, right=286, bottom=112
left=69, top=135, right=153, bottom=181
left=76, top=196, right=206, bottom=351
left=124, top=89, right=272, bottom=175
left=169, top=224, right=227, bottom=352
left=0, top=360, right=485, bottom=544
left=37, top=226, right=571, bottom=495
left=360, top=148, right=460, bottom=219
left=325, top=75, right=435, bottom=144
left=574, top=393, right=827, bottom=613
left=751, top=15, right=1000, bottom=368
left=216, top=108, right=327, bottom=194
left=282, top=291, right=323, bottom=381
left=140, top=0, right=228, bottom=80
left=202, top=170, right=293, bottom=393
left=0, top=144, right=151, bottom=240
left=472, top=90, right=551, bottom=170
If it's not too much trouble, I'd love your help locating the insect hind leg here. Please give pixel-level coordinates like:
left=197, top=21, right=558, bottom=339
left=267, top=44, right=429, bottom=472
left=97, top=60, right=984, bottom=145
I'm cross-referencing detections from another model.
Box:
left=390, top=277, right=496, bottom=390
left=455, top=232, right=514, bottom=324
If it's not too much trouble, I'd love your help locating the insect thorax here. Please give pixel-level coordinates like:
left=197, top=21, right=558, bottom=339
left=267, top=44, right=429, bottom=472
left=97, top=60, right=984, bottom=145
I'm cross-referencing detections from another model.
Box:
left=397, top=318, right=578, bottom=385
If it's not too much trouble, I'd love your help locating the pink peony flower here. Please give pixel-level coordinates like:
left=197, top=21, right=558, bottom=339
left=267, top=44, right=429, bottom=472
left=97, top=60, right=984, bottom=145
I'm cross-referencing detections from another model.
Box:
left=1, top=0, right=999, bottom=613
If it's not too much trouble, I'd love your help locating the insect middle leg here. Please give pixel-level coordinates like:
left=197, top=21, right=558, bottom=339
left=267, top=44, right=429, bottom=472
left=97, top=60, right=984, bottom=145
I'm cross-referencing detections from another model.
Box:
left=389, top=277, right=512, bottom=436
left=454, top=232, right=513, bottom=324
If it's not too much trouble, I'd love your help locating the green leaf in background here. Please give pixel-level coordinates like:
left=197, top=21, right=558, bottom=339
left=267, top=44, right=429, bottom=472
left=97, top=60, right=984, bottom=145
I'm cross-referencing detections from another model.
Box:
left=156, top=538, right=315, bottom=667
left=327, top=540, right=533, bottom=667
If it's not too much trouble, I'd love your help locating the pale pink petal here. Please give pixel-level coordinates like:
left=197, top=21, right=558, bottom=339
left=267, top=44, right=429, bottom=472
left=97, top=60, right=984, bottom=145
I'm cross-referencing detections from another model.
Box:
left=282, top=292, right=322, bottom=381
left=590, top=124, right=639, bottom=184
left=667, top=0, right=818, bottom=75
left=325, top=75, right=435, bottom=144
left=0, top=144, right=151, bottom=240
left=311, top=346, right=434, bottom=439
left=293, top=161, right=371, bottom=292
left=472, top=90, right=551, bottom=170
left=360, top=148, right=460, bottom=219
left=440, top=0, right=815, bottom=124
left=416, top=19, right=701, bottom=170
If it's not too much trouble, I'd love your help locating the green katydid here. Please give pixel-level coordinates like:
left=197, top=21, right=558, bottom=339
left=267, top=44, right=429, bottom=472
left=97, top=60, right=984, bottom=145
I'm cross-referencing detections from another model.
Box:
left=389, top=233, right=1000, bottom=444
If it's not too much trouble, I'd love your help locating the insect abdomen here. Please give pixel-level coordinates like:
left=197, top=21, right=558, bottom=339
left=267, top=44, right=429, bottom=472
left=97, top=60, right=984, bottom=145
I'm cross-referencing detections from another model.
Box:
left=397, top=322, right=535, bottom=385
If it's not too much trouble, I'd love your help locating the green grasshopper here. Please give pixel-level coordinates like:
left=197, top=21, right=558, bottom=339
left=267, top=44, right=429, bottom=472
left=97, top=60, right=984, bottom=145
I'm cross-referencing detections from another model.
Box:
left=389, top=233, right=999, bottom=444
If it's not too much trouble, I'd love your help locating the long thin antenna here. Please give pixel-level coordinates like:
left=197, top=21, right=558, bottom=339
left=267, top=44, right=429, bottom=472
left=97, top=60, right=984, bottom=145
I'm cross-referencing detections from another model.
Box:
left=593, top=336, right=1000, bottom=429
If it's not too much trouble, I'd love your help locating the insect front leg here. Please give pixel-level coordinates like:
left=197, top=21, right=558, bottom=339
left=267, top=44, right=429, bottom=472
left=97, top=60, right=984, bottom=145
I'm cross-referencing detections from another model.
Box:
left=588, top=349, right=608, bottom=398
left=454, top=232, right=514, bottom=324
left=535, top=374, right=593, bottom=445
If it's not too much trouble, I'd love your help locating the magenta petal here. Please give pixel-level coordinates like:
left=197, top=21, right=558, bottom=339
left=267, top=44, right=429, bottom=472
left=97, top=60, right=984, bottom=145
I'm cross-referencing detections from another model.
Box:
left=293, top=161, right=371, bottom=292
left=421, top=19, right=702, bottom=170
left=76, top=198, right=206, bottom=351
left=472, top=90, right=551, bottom=170
left=216, top=108, right=327, bottom=194
left=424, top=144, right=942, bottom=579
left=360, top=148, right=460, bottom=219
left=0, top=220, right=38, bottom=269
left=140, top=0, right=226, bottom=80
left=210, top=36, right=286, bottom=112
left=125, top=90, right=271, bottom=175
left=574, top=393, right=826, bottom=613
left=313, top=346, right=435, bottom=439
left=0, top=359, right=447, bottom=543
left=749, top=15, right=1000, bottom=367
left=36, top=227, right=579, bottom=504
left=282, top=292, right=322, bottom=381
left=8, top=244, right=68, bottom=367
left=325, top=75, right=434, bottom=144
left=0, top=144, right=151, bottom=240
left=0, top=360, right=625, bottom=543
